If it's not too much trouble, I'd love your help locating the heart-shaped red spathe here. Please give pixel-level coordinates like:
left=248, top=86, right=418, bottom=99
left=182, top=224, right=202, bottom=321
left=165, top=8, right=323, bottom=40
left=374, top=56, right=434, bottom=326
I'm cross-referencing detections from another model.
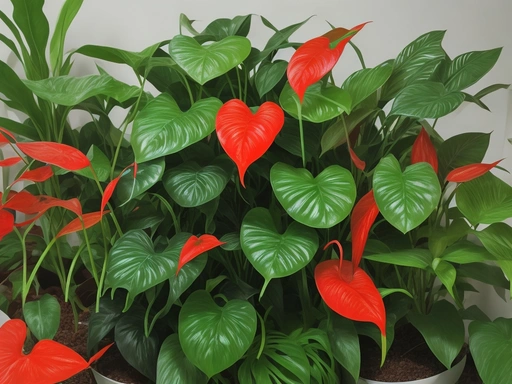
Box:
left=351, top=190, right=379, bottom=268
left=216, top=99, right=284, bottom=187
left=0, top=319, right=112, bottom=384
left=177, top=234, right=225, bottom=275
left=315, top=241, right=386, bottom=336
left=287, top=22, right=368, bottom=102
left=446, top=159, right=502, bottom=183
left=411, top=128, right=438, bottom=173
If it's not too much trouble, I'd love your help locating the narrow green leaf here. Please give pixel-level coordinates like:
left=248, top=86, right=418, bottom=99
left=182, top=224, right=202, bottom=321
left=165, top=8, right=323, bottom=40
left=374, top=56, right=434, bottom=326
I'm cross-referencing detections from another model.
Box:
left=432, top=258, right=457, bottom=301
left=0, top=32, right=21, bottom=61
left=441, top=241, right=495, bottom=264
left=0, top=117, right=39, bottom=141
left=474, top=223, right=512, bottom=261
left=458, top=262, right=509, bottom=289
left=364, top=249, right=432, bottom=269
left=327, top=316, right=360, bottom=382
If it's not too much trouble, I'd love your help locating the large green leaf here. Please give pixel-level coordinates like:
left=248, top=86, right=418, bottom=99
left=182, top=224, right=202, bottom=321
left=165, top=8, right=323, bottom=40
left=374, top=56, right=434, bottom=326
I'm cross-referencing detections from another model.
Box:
left=270, top=162, right=356, bottom=228
left=131, top=94, right=222, bottom=163
left=157, top=334, right=207, bottom=384
left=163, top=160, right=230, bottom=207
left=238, top=332, right=310, bottom=384
left=327, top=316, right=360, bottom=382
left=169, top=35, right=251, bottom=85
left=342, top=60, right=393, bottom=108
left=445, top=48, right=502, bottom=92
left=115, top=308, right=160, bottom=381
left=179, top=290, right=257, bottom=378
left=87, top=293, right=125, bottom=355
left=280, top=82, right=352, bottom=123
left=474, top=223, right=512, bottom=261
left=23, top=294, right=60, bottom=341
left=200, top=15, right=251, bottom=42
left=364, top=249, right=432, bottom=269
left=408, top=300, right=464, bottom=369
left=438, top=132, right=490, bottom=180
left=373, top=155, right=441, bottom=233
left=0, top=117, right=39, bottom=141
left=275, top=118, right=321, bottom=160
left=390, top=82, right=464, bottom=119
left=456, top=173, right=512, bottom=225
left=117, top=158, right=165, bottom=202
left=440, top=241, right=495, bottom=264
left=458, top=262, right=509, bottom=289
left=255, top=60, right=288, bottom=98
left=105, top=231, right=206, bottom=310
left=50, top=0, right=84, bottom=73
left=432, top=258, right=457, bottom=301
left=382, top=30, right=446, bottom=100
left=469, top=318, right=512, bottom=384
left=23, top=74, right=141, bottom=106
left=428, top=218, right=470, bottom=258
left=240, top=208, right=319, bottom=293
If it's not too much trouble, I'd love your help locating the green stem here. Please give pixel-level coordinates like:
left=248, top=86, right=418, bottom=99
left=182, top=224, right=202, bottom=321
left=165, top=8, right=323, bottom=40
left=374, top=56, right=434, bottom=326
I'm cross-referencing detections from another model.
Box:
left=65, top=243, right=86, bottom=302
left=256, top=312, right=266, bottom=360
left=236, top=66, right=243, bottom=100
left=349, top=41, right=366, bottom=69
left=293, top=98, right=307, bottom=168
left=151, top=193, right=180, bottom=233
left=225, top=74, right=237, bottom=99
left=24, top=237, right=58, bottom=303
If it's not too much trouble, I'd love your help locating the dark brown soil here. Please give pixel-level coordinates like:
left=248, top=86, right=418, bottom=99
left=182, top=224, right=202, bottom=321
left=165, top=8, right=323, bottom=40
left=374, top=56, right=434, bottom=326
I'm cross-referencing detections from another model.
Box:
left=360, top=323, right=479, bottom=382
left=94, top=342, right=151, bottom=384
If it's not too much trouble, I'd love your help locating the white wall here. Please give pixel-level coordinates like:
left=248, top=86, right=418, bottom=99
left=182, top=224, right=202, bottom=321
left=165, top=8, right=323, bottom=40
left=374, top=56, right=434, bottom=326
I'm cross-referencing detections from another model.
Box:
left=1, top=0, right=511, bottom=317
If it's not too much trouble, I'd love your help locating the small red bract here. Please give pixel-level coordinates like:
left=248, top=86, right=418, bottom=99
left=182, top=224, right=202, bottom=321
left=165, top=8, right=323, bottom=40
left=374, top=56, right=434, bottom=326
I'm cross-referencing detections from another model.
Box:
left=14, top=165, right=54, bottom=184
left=0, top=157, right=22, bottom=167
left=446, top=159, right=502, bottom=183
left=101, top=163, right=137, bottom=216
left=177, top=234, right=225, bottom=275
left=57, top=211, right=109, bottom=238
left=17, top=141, right=91, bottom=171
left=349, top=148, right=366, bottom=171
left=411, top=128, right=438, bottom=173
left=350, top=190, right=379, bottom=269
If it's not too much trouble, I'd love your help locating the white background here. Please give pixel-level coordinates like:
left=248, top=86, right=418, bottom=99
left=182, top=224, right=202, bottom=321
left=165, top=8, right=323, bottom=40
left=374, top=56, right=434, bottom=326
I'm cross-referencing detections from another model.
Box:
left=1, top=0, right=511, bottom=318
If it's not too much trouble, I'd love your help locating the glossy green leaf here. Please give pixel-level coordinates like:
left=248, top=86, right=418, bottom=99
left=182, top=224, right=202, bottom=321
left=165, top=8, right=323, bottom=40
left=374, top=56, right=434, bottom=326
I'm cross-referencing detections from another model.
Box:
left=474, top=223, right=512, bottom=261
left=132, top=94, right=222, bottom=163
left=271, top=162, right=356, bottom=228
left=469, top=318, right=512, bottom=384
left=457, top=173, right=512, bottom=225
left=364, top=249, right=432, bottom=269
left=240, top=208, right=319, bottom=294
left=342, top=60, right=393, bottom=107
left=87, top=293, right=125, bottom=355
left=238, top=331, right=310, bottom=384
left=408, top=300, right=464, bottom=369
left=169, top=35, right=251, bottom=85
left=0, top=117, right=38, bottom=141
left=157, top=334, right=207, bottom=384
left=179, top=13, right=200, bottom=35
left=378, top=288, right=413, bottom=299
left=373, top=155, right=441, bottom=233
left=105, top=231, right=206, bottom=310
left=280, top=82, right=352, bottom=123
left=23, top=74, right=141, bottom=106
left=327, top=316, right=360, bottom=382
left=432, top=258, right=457, bottom=301
left=179, top=290, right=257, bottom=378
left=0, top=32, right=21, bottom=61
left=438, top=132, right=490, bottom=180
left=74, top=145, right=110, bottom=182
left=428, top=218, right=470, bottom=258
left=255, top=60, right=288, bottom=98
left=382, top=30, right=446, bottom=100
left=115, top=308, right=160, bottom=381
left=23, top=294, right=60, bottom=341
left=201, top=15, right=251, bottom=41
left=458, top=262, right=509, bottom=289
left=275, top=118, right=321, bottom=160
left=460, top=305, right=490, bottom=322
left=445, top=48, right=502, bottom=92
left=390, top=82, right=464, bottom=119
left=50, top=0, right=84, bottom=73
left=117, top=159, right=165, bottom=202
left=163, top=160, right=230, bottom=207
left=441, top=241, right=495, bottom=264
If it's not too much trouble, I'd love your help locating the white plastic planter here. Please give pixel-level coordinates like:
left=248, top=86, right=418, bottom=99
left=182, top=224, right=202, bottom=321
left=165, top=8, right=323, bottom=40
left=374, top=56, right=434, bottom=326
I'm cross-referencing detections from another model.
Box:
left=357, top=356, right=466, bottom=384
left=0, top=309, right=9, bottom=326
left=92, top=368, right=126, bottom=384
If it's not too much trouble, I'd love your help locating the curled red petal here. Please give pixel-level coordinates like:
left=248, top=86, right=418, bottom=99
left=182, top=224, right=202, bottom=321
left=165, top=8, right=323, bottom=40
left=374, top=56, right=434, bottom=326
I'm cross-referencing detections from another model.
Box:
left=349, top=148, right=366, bottom=171
left=315, top=259, right=386, bottom=336
left=15, top=165, right=53, bottom=184
left=411, top=128, right=438, bottom=173
left=446, top=159, right=502, bottom=183
left=0, top=210, right=14, bottom=241
left=17, top=142, right=90, bottom=171
left=216, top=99, right=284, bottom=187
left=351, top=190, right=379, bottom=269
left=0, top=127, right=16, bottom=143
left=101, top=163, right=137, bottom=216
left=56, top=211, right=109, bottom=238
left=0, top=157, right=23, bottom=167
left=287, top=22, right=368, bottom=101
left=2, top=191, right=39, bottom=212
left=177, top=234, right=225, bottom=275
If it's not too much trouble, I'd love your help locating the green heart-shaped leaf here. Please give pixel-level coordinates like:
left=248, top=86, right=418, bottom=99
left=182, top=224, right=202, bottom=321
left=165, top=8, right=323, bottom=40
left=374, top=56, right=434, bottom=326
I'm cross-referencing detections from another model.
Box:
left=132, top=94, right=222, bottom=163
left=255, top=60, right=288, bottom=98
left=157, top=334, right=207, bottom=384
left=373, top=155, right=441, bottom=233
left=87, top=292, right=125, bottom=355
left=240, top=208, right=319, bottom=294
left=23, top=294, right=60, bottom=340
left=163, top=160, right=230, bottom=207
left=179, top=290, right=257, bottom=378
left=105, top=231, right=206, bottom=310
left=271, top=162, right=356, bottom=228
left=117, top=159, right=165, bottom=202
left=169, top=35, right=251, bottom=85
left=280, top=82, right=352, bottom=123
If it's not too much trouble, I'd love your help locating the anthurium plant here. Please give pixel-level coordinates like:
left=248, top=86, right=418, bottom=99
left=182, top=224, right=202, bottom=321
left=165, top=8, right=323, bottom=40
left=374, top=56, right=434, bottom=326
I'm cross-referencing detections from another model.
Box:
left=1, top=1, right=511, bottom=384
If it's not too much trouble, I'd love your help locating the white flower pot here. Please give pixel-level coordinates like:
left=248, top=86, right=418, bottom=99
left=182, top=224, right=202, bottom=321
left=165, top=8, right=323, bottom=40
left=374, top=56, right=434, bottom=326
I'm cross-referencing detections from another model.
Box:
left=0, top=309, right=9, bottom=326
left=92, top=368, right=127, bottom=384
left=358, top=356, right=466, bottom=384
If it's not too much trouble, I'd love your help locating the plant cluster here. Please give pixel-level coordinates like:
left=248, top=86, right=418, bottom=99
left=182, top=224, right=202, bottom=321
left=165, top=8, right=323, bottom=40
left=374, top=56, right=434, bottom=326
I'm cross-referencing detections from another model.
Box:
left=0, top=1, right=511, bottom=383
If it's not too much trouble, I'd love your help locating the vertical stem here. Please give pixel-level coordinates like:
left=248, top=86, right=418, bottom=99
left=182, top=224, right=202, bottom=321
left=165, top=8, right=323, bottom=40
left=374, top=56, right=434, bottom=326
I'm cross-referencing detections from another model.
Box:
left=293, top=98, right=307, bottom=168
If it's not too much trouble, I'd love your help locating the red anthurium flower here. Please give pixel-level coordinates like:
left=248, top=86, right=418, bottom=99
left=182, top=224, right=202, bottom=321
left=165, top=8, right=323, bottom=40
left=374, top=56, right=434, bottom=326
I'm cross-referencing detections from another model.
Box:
left=0, top=210, right=14, bottom=241
left=349, top=148, right=366, bottom=171
left=216, top=99, right=284, bottom=187
left=0, top=127, right=16, bottom=144
left=177, top=234, right=225, bottom=275
left=0, top=157, right=23, bottom=167
left=411, top=128, right=438, bottom=173
left=287, top=22, right=368, bottom=102
left=1, top=190, right=40, bottom=213
left=315, top=240, right=386, bottom=337
left=351, top=190, right=379, bottom=269
left=446, top=159, right=502, bottom=183
left=0, top=319, right=112, bottom=384
left=17, top=141, right=91, bottom=171
left=13, top=165, right=53, bottom=184
left=101, top=163, right=137, bottom=216
left=57, top=211, right=109, bottom=238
